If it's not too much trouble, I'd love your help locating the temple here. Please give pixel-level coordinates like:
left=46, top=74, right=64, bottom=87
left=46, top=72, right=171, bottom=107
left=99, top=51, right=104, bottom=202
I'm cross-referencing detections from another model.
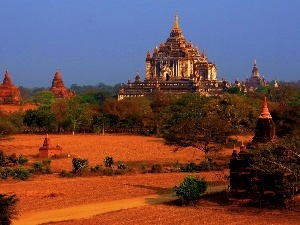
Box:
left=244, top=60, right=269, bottom=91
left=118, top=14, right=228, bottom=100
left=0, top=70, right=21, bottom=103
left=50, top=69, right=75, bottom=98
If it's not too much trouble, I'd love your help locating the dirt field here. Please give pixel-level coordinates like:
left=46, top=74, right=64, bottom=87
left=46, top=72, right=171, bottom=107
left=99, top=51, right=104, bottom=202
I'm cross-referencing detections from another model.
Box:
left=0, top=134, right=298, bottom=225
left=0, top=104, right=37, bottom=113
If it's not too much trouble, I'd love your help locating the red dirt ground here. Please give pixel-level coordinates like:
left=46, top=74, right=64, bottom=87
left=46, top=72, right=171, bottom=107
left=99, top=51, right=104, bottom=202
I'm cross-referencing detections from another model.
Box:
left=0, top=134, right=298, bottom=225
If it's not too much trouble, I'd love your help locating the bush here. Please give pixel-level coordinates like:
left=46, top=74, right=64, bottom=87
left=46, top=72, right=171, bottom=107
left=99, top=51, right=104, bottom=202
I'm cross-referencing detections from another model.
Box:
left=117, top=163, right=127, bottom=170
left=0, top=150, right=8, bottom=166
left=90, top=164, right=102, bottom=173
left=173, top=175, right=209, bottom=205
left=0, top=194, right=19, bottom=225
left=180, top=162, right=200, bottom=172
left=72, top=158, right=88, bottom=175
left=32, top=162, right=44, bottom=173
left=104, top=156, right=114, bottom=168
left=150, top=164, right=162, bottom=173
left=18, top=155, right=28, bottom=165
left=140, top=163, right=147, bottom=173
left=11, top=168, right=30, bottom=180
left=59, top=170, right=74, bottom=178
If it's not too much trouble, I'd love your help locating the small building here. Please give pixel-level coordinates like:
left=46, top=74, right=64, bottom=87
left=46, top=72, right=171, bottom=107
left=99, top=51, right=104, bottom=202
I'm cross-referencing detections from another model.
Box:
left=39, top=135, right=62, bottom=158
left=50, top=69, right=75, bottom=98
left=0, top=70, right=20, bottom=103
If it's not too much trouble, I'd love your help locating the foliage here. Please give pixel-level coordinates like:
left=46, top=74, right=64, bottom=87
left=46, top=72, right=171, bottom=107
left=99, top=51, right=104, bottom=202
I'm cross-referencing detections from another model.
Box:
left=32, top=159, right=51, bottom=174
left=90, top=164, right=103, bottom=173
left=11, top=167, right=30, bottom=180
left=32, top=90, right=55, bottom=106
left=104, top=156, right=114, bottom=168
left=173, top=175, right=209, bottom=205
left=0, top=194, right=19, bottom=225
left=59, top=170, right=74, bottom=178
left=72, top=158, right=88, bottom=175
left=179, top=161, right=223, bottom=172
left=249, top=136, right=300, bottom=206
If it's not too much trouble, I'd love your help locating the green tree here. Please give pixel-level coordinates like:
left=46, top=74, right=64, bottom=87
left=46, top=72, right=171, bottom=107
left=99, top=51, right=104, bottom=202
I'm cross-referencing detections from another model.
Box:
left=0, top=194, right=19, bottom=225
left=32, top=90, right=55, bottom=106
left=173, top=175, right=208, bottom=205
left=51, top=99, right=69, bottom=133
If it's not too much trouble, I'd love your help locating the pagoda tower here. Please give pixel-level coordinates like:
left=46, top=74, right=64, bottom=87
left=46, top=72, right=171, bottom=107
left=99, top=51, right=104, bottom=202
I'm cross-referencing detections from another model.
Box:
left=50, top=69, right=75, bottom=98
left=0, top=70, right=20, bottom=103
left=252, top=97, right=276, bottom=143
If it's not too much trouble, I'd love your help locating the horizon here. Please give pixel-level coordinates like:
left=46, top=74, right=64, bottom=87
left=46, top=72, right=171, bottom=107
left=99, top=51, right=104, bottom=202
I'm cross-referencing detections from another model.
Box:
left=1, top=1, right=299, bottom=88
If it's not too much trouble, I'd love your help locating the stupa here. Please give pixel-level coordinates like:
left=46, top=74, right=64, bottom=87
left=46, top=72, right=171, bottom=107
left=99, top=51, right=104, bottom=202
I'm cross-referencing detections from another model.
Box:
left=50, top=69, right=75, bottom=98
left=39, top=134, right=62, bottom=157
left=0, top=70, right=20, bottom=103
left=252, top=97, right=276, bottom=143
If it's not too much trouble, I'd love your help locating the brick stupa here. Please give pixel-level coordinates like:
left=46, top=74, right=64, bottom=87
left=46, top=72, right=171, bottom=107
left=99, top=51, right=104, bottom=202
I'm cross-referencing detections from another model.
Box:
left=0, top=70, right=20, bottom=103
left=50, top=69, right=75, bottom=98
left=252, top=97, right=276, bottom=143
left=39, top=134, right=62, bottom=158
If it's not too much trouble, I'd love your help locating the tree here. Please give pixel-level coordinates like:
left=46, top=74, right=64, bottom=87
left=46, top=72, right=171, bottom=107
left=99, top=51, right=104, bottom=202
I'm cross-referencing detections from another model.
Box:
left=0, top=194, right=18, bottom=225
left=250, top=135, right=300, bottom=206
left=51, top=99, right=69, bottom=133
left=32, top=90, right=55, bottom=106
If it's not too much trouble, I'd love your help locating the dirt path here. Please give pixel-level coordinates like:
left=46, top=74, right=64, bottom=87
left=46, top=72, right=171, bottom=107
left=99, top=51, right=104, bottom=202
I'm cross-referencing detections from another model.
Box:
left=13, top=186, right=226, bottom=225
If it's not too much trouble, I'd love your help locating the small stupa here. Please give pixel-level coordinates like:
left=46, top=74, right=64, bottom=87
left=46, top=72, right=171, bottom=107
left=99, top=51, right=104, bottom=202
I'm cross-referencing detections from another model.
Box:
left=252, top=97, right=276, bottom=143
left=0, top=70, right=20, bottom=103
left=50, top=69, right=75, bottom=98
left=39, top=134, right=62, bottom=157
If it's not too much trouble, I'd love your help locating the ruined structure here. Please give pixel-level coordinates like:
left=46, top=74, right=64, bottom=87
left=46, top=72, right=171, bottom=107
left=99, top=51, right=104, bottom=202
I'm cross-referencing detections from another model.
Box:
left=39, top=134, right=62, bottom=158
left=118, top=14, right=228, bottom=100
left=50, top=69, right=75, bottom=98
left=0, top=70, right=20, bottom=103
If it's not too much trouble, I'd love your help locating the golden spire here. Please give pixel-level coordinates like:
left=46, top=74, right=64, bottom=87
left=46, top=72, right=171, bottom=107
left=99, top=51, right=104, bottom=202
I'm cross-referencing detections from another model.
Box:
left=259, top=97, right=272, bottom=119
left=173, top=13, right=180, bottom=30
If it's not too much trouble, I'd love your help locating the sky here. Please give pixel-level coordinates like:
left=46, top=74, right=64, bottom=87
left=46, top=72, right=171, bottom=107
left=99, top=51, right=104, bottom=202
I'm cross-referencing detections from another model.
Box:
left=0, top=0, right=299, bottom=88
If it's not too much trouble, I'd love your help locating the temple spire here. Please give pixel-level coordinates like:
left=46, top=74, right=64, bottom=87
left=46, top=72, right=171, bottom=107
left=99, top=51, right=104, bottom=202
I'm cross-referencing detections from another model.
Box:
left=173, top=13, right=179, bottom=29
left=3, top=70, right=12, bottom=85
left=259, top=97, right=272, bottom=119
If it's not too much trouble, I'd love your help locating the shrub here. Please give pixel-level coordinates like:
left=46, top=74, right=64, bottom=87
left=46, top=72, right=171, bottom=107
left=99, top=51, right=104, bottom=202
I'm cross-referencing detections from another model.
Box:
left=18, top=155, right=28, bottom=165
left=0, top=194, right=19, bottom=225
left=173, top=175, right=209, bottom=205
left=72, top=158, right=88, bottom=175
left=32, top=162, right=44, bottom=173
left=0, top=168, right=13, bottom=179
left=0, top=150, right=8, bottom=166
left=104, top=156, right=114, bottom=168
left=102, top=167, right=114, bottom=176
left=90, top=164, right=103, bottom=173
left=150, top=164, right=162, bottom=173
left=117, top=163, right=127, bottom=170
left=180, top=162, right=200, bottom=172
left=12, top=167, right=30, bottom=180
left=140, top=163, right=147, bottom=173
left=8, top=153, right=18, bottom=165
left=59, top=170, right=74, bottom=178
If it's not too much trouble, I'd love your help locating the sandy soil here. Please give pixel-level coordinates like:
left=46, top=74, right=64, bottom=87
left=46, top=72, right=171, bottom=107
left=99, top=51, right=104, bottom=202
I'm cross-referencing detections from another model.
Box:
left=0, top=104, right=37, bottom=113
left=0, top=134, right=298, bottom=225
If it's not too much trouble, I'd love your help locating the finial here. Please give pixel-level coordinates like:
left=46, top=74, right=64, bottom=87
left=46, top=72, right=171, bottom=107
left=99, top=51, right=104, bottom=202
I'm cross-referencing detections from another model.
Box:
left=173, top=13, right=179, bottom=29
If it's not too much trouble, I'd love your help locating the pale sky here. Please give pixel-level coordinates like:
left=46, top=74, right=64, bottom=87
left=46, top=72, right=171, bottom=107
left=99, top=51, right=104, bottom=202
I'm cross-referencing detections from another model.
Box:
left=0, top=0, right=299, bottom=87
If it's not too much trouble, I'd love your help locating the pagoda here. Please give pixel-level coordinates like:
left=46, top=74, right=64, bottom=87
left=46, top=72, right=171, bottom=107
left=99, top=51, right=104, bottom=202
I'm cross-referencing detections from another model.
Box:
left=50, top=69, right=75, bottom=98
left=39, top=134, right=62, bottom=157
left=244, top=60, right=269, bottom=91
left=252, top=97, right=276, bottom=143
left=118, top=14, right=228, bottom=100
left=0, top=70, right=20, bottom=103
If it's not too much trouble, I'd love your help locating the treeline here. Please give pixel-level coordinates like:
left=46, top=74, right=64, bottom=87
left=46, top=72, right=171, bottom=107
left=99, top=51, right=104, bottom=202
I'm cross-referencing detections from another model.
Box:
left=0, top=82, right=299, bottom=137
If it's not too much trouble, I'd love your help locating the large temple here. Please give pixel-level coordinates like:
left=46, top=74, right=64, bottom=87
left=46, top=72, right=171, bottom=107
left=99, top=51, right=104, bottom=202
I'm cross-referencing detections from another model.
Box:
left=50, top=69, right=75, bottom=98
left=234, top=60, right=270, bottom=92
left=118, top=14, right=228, bottom=100
left=0, top=70, right=20, bottom=103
